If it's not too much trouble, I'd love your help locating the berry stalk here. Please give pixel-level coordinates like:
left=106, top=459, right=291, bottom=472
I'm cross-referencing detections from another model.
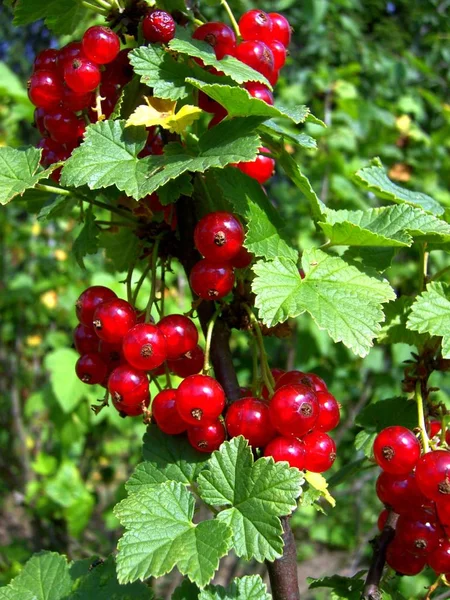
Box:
left=416, top=381, right=430, bottom=453
left=220, top=0, right=241, bottom=40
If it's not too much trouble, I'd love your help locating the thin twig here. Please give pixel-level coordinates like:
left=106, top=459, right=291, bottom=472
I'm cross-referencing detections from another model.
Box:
left=362, top=511, right=399, bottom=600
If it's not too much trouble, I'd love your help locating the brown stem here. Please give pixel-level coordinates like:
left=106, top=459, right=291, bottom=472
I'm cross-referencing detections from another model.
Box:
left=267, top=517, right=300, bottom=600
left=362, top=511, right=399, bottom=600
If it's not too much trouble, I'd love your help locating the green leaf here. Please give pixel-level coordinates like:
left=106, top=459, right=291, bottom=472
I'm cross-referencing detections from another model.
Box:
left=407, top=282, right=450, bottom=357
left=37, top=195, right=77, bottom=221
left=44, top=348, right=86, bottom=413
left=0, top=62, right=29, bottom=102
left=115, top=481, right=232, bottom=587
left=308, top=573, right=365, bottom=600
left=355, top=158, right=443, bottom=216
left=199, top=576, right=271, bottom=600
left=126, top=426, right=209, bottom=493
left=158, top=173, right=193, bottom=205
left=343, top=247, right=397, bottom=272
left=99, top=228, right=141, bottom=273
left=0, top=552, right=72, bottom=600
left=72, top=208, right=99, bottom=269
left=252, top=249, right=395, bottom=357
left=354, top=430, right=377, bottom=458
left=172, top=580, right=200, bottom=600
left=259, top=120, right=317, bottom=149
left=378, top=296, right=428, bottom=346
left=197, top=436, right=303, bottom=562
left=0, top=147, right=55, bottom=206
left=13, top=0, right=86, bottom=35
left=209, top=168, right=298, bottom=261
left=356, top=397, right=418, bottom=432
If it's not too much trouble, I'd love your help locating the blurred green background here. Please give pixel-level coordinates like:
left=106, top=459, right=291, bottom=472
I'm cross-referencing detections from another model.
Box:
left=1, top=0, right=449, bottom=598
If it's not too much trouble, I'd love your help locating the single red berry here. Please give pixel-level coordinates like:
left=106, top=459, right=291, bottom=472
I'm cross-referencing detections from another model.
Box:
left=33, top=49, right=59, bottom=73
left=43, top=108, right=82, bottom=144
left=208, top=107, right=228, bottom=129
left=303, top=431, right=336, bottom=473
left=75, top=286, right=117, bottom=327
left=238, top=10, right=273, bottom=43
left=168, top=345, right=205, bottom=378
left=188, top=419, right=226, bottom=453
left=75, top=353, right=107, bottom=385
left=377, top=509, right=389, bottom=531
left=73, top=323, right=99, bottom=355
left=236, top=147, right=275, bottom=185
left=239, top=386, right=253, bottom=397
left=108, top=365, right=150, bottom=416
left=315, top=391, right=340, bottom=432
left=38, top=138, right=71, bottom=179
left=396, top=512, right=441, bottom=557
left=34, top=108, right=48, bottom=137
left=152, top=388, right=187, bottom=435
left=28, top=70, right=64, bottom=110
left=264, top=436, right=306, bottom=470
left=103, top=49, right=133, bottom=86
left=122, top=323, right=168, bottom=371
left=82, top=26, right=120, bottom=64
left=98, top=340, right=123, bottom=372
left=192, top=22, right=236, bottom=59
left=427, top=419, right=442, bottom=439
left=416, top=450, right=450, bottom=501
left=269, top=383, right=319, bottom=437
left=386, top=541, right=426, bottom=576
left=244, top=82, right=274, bottom=105
left=194, top=211, right=244, bottom=262
left=176, top=374, right=225, bottom=426
left=197, top=91, right=223, bottom=114
left=373, top=426, right=421, bottom=475
left=428, top=541, right=450, bottom=574
left=157, top=314, right=198, bottom=360
left=57, top=42, right=85, bottom=76
left=267, top=39, right=287, bottom=71
left=304, top=372, right=328, bottom=393
left=143, top=10, right=176, bottom=44
left=234, top=41, right=275, bottom=81
left=190, top=259, right=235, bottom=300
left=61, top=86, right=93, bottom=112
left=268, top=13, right=292, bottom=47
left=93, top=299, right=136, bottom=344
left=230, top=246, right=254, bottom=269
left=376, top=471, right=430, bottom=514
left=275, top=371, right=314, bottom=390
left=437, top=497, right=450, bottom=527
left=64, top=58, right=101, bottom=94
left=225, top=397, right=276, bottom=448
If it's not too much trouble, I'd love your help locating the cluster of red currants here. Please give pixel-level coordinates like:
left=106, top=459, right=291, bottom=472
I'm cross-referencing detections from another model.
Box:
left=373, top=425, right=450, bottom=576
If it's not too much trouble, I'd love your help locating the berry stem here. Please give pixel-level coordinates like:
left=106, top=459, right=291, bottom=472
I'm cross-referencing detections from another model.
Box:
left=416, top=381, right=430, bottom=453
left=126, top=260, right=135, bottom=304
left=220, top=0, right=241, bottom=40
left=89, top=0, right=113, bottom=11
left=430, top=265, right=450, bottom=282
left=151, top=375, right=163, bottom=393
left=93, top=86, right=105, bottom=122
left=203, top=306, right=222, bottom=375
left=145, top=238, right=161, bottom=322
left=81, top=0, right=109, bottom=16
left=242, top=303, right=275, bottom=397
left=132, top=262, right=152, bottom=306
left=418, top=242, right=429, bottom=291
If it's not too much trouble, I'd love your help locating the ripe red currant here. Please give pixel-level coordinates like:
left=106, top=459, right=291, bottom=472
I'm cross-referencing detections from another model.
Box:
left=315, top=391, right=340, bottom=432
left=28, top=71, right=64, bottom=110
left=208, top=108, right=228, bottom=129
left=82, top=26, right=120, bottom=64
left=75, top=353, right=107, bottom=385
left=230, top=246, right=254, bottom=269
left=34, top=108, right=48, bottom=137
left=269, top=384, right=319, bottom=437
left=142, top=10, right=176, bottom=44
left=238, top=10, right=273, bottom=42
left=93, top=299, right=136, bottom=343
left=244, top=82, right=274, bottom=105
left=151, top=388, right=187, bottom=435
left=98, top=340, right=123, bottom=372
left=427, top=419, right=442, bottom=439
left=157, top=314, right=198, bottom=360
left=377, top=508, right=389, bottom=531
left=268, top=13, right=292, bottom=47
left=303, top=431, right=336, bottom=473
left=386, top=542, right=426, bottom=576
left=236, top=147, right=275, bottom=185
left=264, top=436, right=306, bottom=470
left=176, top=374, right=225, bottom=426
left=190, top=259, right=235, bottom=300
left=75, top=286, right=117, bottom=327
left=304, top=372, right=328, bottom=393
left=43, top=109, right=83, bottom=144
left=437, top=497, right=450, bottom=527
left=376, top=471, right=428, bottom=514
left=192, top=22, right=236, bottom=59
left=267, top=39, right=287, bottom=71
left=194, top=212, right=244, bottom=262
left=168, top=345, right=205, bottom=378
left=416, top=450, right=450, bottom=501
left=225, top=397, right=276, bottom=448
left=108, top=365, right=150, bottom=416
left=275, top=370, right=314, bottom=390
left=234, top=41, right=275, bottom=81
left=57, top=42, right=85, bottom=76
left=198, top=91, right=223, bottom=114
left=428, top=541, right=450, bottom=574
left=261, top=368, right=286, bottom=400
left=373, top=426, right=421, bottom=475
left=122, top=323, right=168, bottom=371
left=33, top=49, right=59, bottom=73
left=103, top=49, right=133, bottom=86
left=188, top=419, right=226, bottom=453
left=64, top=58, right=101, bottom=94
left=395, top=512, right=441, bottom=557
left=73, top=323, right=99, bottom=355
left=61, top=86, right=93, bottom=112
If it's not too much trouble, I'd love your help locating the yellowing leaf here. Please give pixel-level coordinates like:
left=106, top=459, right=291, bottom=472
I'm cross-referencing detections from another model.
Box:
left=304, top=471, right=336, bottom=507
left=165, top=104, right=203, bottom=134
left=126, top=96, right=202, bottom=134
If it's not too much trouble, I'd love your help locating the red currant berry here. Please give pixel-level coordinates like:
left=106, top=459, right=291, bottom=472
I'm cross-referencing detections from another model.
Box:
left=34, top=108, right=48, bottom=137
left=73, top=323, right=99, bottom=355
left=315, top=391, right=340, bottom=432
left=376, top=471, right=429, bottom=514
left=168, top=345, right=205, bottom=378
left=416, top=450, right=450, bottom=501
left=75, top=286, right=117, bottom=327
left=230, top=246, right=254, bottom=269
left=238, top=10, right=273, bottom=43
left=43, top=109, right=82, bottom=144
left=38, top=139, right=71, bottom=178
left=437, top=497, right=450, bottom=527
left=304, top=372, right=328, bottom=393
left=188, top=419, right=226, bottom=453
left=373, top=426, right=421, bottom=475
left=236, top=147, right=275, bottom=185
left=176, top=374, right=225, bottom=426
left=33, top=49, right=59, bottom=73
left=57, top=42, right=85, bottom=76
left=143, top=10, right=176, bottom=44
left=75, top=353, right=107, bottom=385
left=269, top=383, right=319, bottom=437
left=303, top=431, right=336, bottom=473
left=198, top=91, right=223, bottom=114
left=103, top=49, right=133, bottom=86
left=244, top=82, right=274, bottom=105
left=208, top=108, right=228, bottom=129
left=225, top=397, right=276, bottom=448
left=234, top=41, right=275, bottom=81
left=64, top=58, right=101, bottom=94
left=108, top=365, right=150, bottom=416
left=275, top=371, right=313, bottom=390
left=267, top=39, right=286, bottom=71
left=427, top=419, right=442, bottom=439
left=264, top=436, right=306, bottom=470
left=152, top=388, right=187, bottom=435
left=396, top=512, right=441, bottom=556
left=28, top=71, right=64, bottom=110
left=93, top=299, right=136, bottom=343
left=82, top=26, right=120, bottom=64
left=61, top=86, right=93, bottom=112
left=268, top=13, right=292, bottom=47
left=122, top=323, right=168, bottom=371
left=194, top=211, right=244, bottom=262
left=377, top=509, right=389, bottom=531
left=190, top=259, right=235, bottom=300
left=428, top=541, right=450, bottom=574
left=239, top=386, right=252, bottom=397
left=157, top=314, right=198, bottom=360
left=98, top=340, right=123, bottom=372
left=386, top=542, right=426, bottom=576
left=192, top=22, right=236, bottom=59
